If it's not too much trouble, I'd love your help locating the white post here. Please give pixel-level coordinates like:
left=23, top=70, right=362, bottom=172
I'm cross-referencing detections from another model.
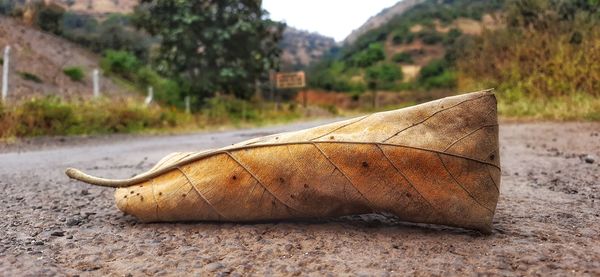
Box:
left=92, top=69, right=100, bottom=98
left=1, top=46, right=10, bottom=102
left=144, top=86, right=154, bottom=106
left=185, top=96, right=191, bottom=114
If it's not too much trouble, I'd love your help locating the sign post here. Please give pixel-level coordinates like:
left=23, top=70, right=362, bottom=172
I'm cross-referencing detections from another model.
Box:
left=185, top=96, right=191, bottom=114
left=145, top=86, right=154, bottom=106
left=274, top=71, right=306, bottom=107
left=93, top=69, right=100, bottom=98
left=1, top=46, right=10, bottom=102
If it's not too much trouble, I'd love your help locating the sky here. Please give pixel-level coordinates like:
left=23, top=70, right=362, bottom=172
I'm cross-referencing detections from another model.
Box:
left=262, top=0, right=400, bottom=42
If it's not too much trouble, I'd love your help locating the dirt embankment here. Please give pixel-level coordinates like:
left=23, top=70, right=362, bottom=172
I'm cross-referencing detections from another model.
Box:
left=0, top=121, right=598, bottom=275
left=0, top=16, right=131, bottom=101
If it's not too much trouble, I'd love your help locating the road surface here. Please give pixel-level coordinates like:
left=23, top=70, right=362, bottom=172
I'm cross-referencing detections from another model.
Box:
left=1, top=120, right=599, bottom=276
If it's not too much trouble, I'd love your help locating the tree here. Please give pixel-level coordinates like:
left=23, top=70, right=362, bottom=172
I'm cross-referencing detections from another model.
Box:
left=133, top=0, right=284, bottom=103
left=365, top=62, right=402, bottom=108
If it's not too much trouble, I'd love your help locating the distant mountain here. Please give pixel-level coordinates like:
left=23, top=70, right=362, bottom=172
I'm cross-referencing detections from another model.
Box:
left=344, top=0, right=424, bottom=44
left=279, top=27, right=337, bottom=71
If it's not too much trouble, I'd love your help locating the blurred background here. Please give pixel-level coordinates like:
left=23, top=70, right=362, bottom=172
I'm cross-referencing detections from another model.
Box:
left=0, top=0, right=598, bottom=139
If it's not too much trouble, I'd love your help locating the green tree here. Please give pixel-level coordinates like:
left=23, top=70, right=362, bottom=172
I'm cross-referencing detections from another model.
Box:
left=351, top=43, right=385, bottom=68
left=133, top=0, right=284, bottom=103
left=365, top=63, right=403, bottom=108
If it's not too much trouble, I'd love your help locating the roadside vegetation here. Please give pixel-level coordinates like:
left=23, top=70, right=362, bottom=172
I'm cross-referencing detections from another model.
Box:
left=0, top=96, right=304, bottom=140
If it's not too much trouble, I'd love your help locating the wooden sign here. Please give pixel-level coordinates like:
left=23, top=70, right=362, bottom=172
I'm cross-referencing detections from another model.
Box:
left=275, top=71, right=305, bottom=89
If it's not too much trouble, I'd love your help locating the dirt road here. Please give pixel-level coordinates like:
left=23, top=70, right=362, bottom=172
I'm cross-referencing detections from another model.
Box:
left=1, top=121, right=598, bottom=276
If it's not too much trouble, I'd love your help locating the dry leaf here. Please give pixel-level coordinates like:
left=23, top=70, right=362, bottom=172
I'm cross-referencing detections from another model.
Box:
left=66, top=89, right=500, bottom=233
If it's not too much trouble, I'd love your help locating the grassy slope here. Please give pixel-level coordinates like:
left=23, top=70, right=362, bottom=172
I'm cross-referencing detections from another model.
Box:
left=312, top=0, right=599, bottom=121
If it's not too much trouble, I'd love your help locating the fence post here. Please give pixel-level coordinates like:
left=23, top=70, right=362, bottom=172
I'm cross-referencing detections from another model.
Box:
left=145, top=86, right=154, bottom=106
left=185, top=96, right=191, bottom=114
left=1, top=46, right=10, bottom=102
left=93, top=69, right=100, bottom=98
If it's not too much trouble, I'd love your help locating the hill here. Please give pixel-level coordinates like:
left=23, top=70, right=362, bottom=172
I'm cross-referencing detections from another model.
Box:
left=279, top=27, right=336, bottom=70
left=0, top=15, right=130, bottom=101
left=344, top=0, right=424, bottom=44
left=309, top=0, right=505, bottom=92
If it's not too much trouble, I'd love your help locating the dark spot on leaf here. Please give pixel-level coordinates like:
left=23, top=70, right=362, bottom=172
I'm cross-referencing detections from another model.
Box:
left=406, top=192, right=412, bottom=198
left=304, top=184, right=309, bottom=189
left=140, top=196, right=144, bottom=201
left=330, top=136, right=335, bottom=140
left=123, top=195, right=127, bottom=199
left=362, top=161, right=369, bottom=168
left=130, top=191, right=134, bottom=194
left=290, top=194, right=295, bottom=199
left=158, top=192, right=163, bottom=196
left=275, top=137, right=279, bottom=140
left=232, top=175, right=237, bottom=180
left=279, top=177, right=285, bottom=183
left=271, top=200, right=276, bottom=205
left=136, top=193, right=140, bottom=196
left=182, top=194, right=186, bottom=198
left=489, top=154, right=495, bottom=161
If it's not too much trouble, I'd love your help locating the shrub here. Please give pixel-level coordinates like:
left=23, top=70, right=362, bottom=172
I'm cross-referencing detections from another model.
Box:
left=418, top=30, right=443, bottom=45
left=365, top=63, right=403, bottom=90
left=351, top=43, right=385, bottom=68
left=36, top=3, right=66, bottom=35
left=418, top=59, right=457, bottom=89
left=392, top=52, right=414, bottom=64
left=100, top=50, right=140, bottom=80
left=63, top=66, right=85, bottom=82
left=18, top=72, right=43, bottom=83
left=15, top=97, right=75, bottom=136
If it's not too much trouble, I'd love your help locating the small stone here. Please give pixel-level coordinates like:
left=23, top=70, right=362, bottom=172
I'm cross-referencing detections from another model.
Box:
left=66, top=218, right=81, bottom=226
left=584, top=156, right=595, bottom=164
left=204, top=262, right=224, bottom=272
left=50, top=231, right=65, bottom=237
left=32, top=240, right=44, bottom=246
left=81, top=189, right=90, bottom=196
left=66, top=235, right=73, bottom=239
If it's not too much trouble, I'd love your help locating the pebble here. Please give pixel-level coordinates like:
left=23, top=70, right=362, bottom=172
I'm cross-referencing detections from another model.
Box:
left=204, top=262, right=224, bottom=272
left=50, top=231, right=65, bottom=237
left=584, top=156, right=595, bottom=164
left=66, top=218, right=81, bottom=227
